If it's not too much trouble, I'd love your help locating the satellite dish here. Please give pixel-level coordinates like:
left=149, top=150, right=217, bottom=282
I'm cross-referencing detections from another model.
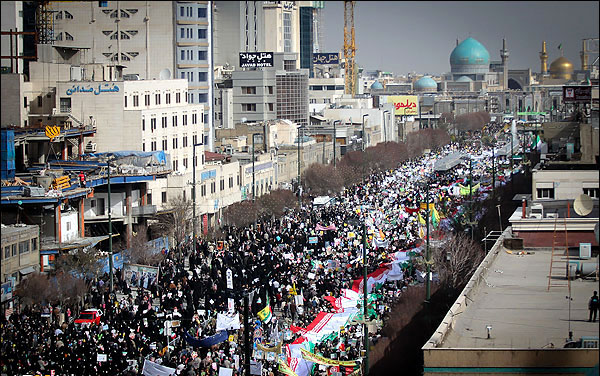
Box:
left=241, top=117, right=247, bottom=123
left=159, top=68, right=171, bottom=80
left=573, top=194, right=593, bottom=217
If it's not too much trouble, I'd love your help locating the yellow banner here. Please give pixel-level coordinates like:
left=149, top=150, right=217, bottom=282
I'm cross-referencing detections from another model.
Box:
left=257, top=341, right=282, bottom=353
left=419, top=203, right=435, bottom=210
left=45, top=125, right=61, bottom=141
left=300, top=348, right=358, bottom=367
left=278, top=359, right=298, bottom=376
left=387, top=95, right=419, bottom=115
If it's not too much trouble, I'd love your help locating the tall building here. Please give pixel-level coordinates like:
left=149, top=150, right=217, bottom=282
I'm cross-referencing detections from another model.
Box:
left=298, top=2, right=324, bottom=76
left=49, top=1, right=215, bottom=150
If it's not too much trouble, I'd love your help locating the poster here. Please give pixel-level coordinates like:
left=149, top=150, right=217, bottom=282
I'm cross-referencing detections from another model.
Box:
left=123, top=264, right=159, bottom=289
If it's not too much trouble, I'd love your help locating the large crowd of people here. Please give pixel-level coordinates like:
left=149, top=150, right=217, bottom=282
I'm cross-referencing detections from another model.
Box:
left=1, top=135, right=518, bottom=376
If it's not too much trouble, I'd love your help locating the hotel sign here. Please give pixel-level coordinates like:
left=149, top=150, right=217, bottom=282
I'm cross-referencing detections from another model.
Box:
left=313, top=53, right=339, bottom=65
left=239, top=52, right=274, bottom=68
left=387, top=95, right=419, bottom=116
left=562, top=85, right=591, bottom=103
left=65, top=82, right=120, bottom=95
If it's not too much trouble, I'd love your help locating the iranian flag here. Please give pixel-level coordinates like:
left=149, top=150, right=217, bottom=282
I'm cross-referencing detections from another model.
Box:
left=290, top=310, right=358, bottom=344
left=351, top=266, right=390, bottom=293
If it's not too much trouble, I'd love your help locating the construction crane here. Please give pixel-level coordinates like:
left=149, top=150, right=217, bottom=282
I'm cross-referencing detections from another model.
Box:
left=343, top=1, right=356, bottom=96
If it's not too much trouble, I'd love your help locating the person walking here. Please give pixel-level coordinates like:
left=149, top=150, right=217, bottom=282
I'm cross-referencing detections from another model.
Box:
left=589, top=291, right=599, bottom=322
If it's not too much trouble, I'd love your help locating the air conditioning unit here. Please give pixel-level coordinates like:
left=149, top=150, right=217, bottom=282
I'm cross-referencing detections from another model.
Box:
left=85, top=142, right=97, bottom=153
left=579, top=243, right=592, bottom=259
left=545, top=212, right=558, bottom=218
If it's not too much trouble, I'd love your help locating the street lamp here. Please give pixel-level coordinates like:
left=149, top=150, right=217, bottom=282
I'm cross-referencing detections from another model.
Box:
left=332, top=120, right=340, bottom=168
left=362, top=114, right=369, bottom=151
left=251, top=133, right=261, bottom=202
left=383, top=110, right=390, bottom=143
left=192, top=141, right=203, bottom=244
left=106, top=159, right=114, bottom=293
left=297, top=126, right=304, bottom=206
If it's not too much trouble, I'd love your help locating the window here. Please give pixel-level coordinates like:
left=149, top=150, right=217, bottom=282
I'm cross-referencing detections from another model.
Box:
left=242, top=86, right=256, bottom=95
left=201, top=184, right=206, bottom=197
left=37, top=96, right=42, bottom=107
left=583, top=188, right=599, bottom=199
left=192, top=113, right=197, bottom=124
left=173, top=137, right=178, bottom=149
left=162, top=192, right=167, bottom=203
left=19, top=240, right=29, bottom=254
left=193, top=135, right=198, bottom=145
left=60, top=97, right=71, bottom=113
left=183, top=114, right=188, bottom=125
left=198, top=7, right=207, bottom=18
left=142, top=119, right=145, bottom=131
left=65, top=32, right=74, bottom=41
left=537, top=188, right=554, bottom=199
left=162, top=139, right=167, bottom=150
left=181, top=50, right=185, bottom=61
left=155, top=93, right=161, bottom=105
left=211, top=182, right=216, bottom=194
left=268, top=103, right=274, bottom=111
left=162, top=116, right=167, bottom=128
left=180, top=7, right=184, bottom=17
left=99, top=1, right=108, bottom=7
left=145, top=94, right=150, bottom=106
left=229, top=177, right=234, bottom=188
left=198, top=93, right=208, bottom=103
left=198, top=50, right=207, bottom=61
left=180, top=72, right=185, bottom=79
left=198, top=28, right=207, bottom=39
left=124, top=96, right=128, bottom=107
left=166, top=93, right=171, bottom=104
left=183, top=135, right=188, bottom=147
left=220, top=179, right=225, bottom=191
left=133, top=95, right=139, bottom=107
left=151, top=118, right=156, bottom=131
left=173, top=160, right=178, bottom=171
left=120, top=31, right=130, bottom=40
left=11, top=244, right=16, bottom=257
left=283, top=12, right=292, bottom=52
left=183, top=158, right=188, bottom=169
left=242, top=103, right=257, bottom=112
left=172, top=115, right=178, bottom=127
left=176, top=93, right=181, bottom=103
left=180, top=28, right=185, bottom=38
left=66, top=222, right=71, bottom=231
left=151, top=141, right=157, bottom=151
left=4, top=246, right=10, bottom=259
left=64, top=11, right=73, bottom=19
left=142, top=143, right=145, bottom=151
left=189, top=93, right=193, bottom=103
left=120, top=9, right=130, bottom=18
left=268, top=86, right=274, bottom=95
left=195, top=72, right=206, bottom=83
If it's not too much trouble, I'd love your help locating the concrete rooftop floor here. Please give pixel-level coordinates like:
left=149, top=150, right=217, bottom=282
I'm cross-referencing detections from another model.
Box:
left=442, top=248, right=599, bottom=349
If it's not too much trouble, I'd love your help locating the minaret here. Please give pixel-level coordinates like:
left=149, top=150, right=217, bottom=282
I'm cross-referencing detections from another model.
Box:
left=580, top=39, right=588, bottom=71
left=540, top=41, right=548, bottom=75
left=500, top=38, right=509, bottom=90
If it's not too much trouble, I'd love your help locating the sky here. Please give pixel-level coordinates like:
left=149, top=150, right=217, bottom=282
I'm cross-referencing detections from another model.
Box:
left=320, top=1, right=599, bottom=76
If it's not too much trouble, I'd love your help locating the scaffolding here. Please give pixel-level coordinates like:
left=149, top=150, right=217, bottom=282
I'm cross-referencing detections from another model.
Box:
left=36, top=0, right=55, bottom=45
left=343, top=1, right=356, bottom=96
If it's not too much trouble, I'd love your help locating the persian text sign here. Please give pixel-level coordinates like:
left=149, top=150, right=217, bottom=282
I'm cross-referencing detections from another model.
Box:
left=387, top=95, right=419, bottom=115
left=240, top=52, right=274, bottom=68
left=65, top=83, right=120, bottom=95
left=313, top=53, right=340, bottom=65
left=562, top=85, right=592, bottom=103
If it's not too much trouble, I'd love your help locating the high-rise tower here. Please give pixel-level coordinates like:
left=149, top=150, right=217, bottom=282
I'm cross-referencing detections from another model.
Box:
left=500, top=38, right=509, bottom=90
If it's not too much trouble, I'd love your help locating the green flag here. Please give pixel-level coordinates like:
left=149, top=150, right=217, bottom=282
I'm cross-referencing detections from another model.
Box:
left=558, top=43, right=562, bottom=50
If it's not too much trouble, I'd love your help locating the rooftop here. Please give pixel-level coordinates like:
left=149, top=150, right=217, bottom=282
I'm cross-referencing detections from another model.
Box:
left=439, top=246, right=599, bottom=349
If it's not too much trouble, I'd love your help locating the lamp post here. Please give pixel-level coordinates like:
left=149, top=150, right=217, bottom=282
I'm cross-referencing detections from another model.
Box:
left=362, top=114, right=369, bottom=150
left=425, top=178, right=431, bottom=302
left=251, top=133, right=261, bottom=202
left=192, top=142, right=203, bottom=244
left=107, top=160, right=113, bottom=293
left=333, top=120, right=340, bottom=168
left=383, top=110, right=389, bottom=143
left=362, top=218, right=369, bottom=375
left=297, top=126, right=303, bottom=206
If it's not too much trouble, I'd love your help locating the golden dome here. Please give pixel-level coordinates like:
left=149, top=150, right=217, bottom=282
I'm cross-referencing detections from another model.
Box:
left=549, top=56, right=574, bottom=79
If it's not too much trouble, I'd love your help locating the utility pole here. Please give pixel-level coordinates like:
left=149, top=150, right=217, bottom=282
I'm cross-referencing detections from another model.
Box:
left=362, top=219, right=369, bottom=376
left=492, top=145, right=496, bottom=199
left=252, top=134, right=256, bottom=202
left=425, top=179, right=431, bottom=302
left=192, top=142, right=203, bottom=243
left=107, top=160, right=113, bottom=293
left=333, top=121, right=340, bottom=168
left=297, top=126, right=302, bottom=207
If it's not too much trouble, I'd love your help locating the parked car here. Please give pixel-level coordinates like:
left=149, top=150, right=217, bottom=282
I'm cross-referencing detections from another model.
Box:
left=74, top=309, right=103, bottom=325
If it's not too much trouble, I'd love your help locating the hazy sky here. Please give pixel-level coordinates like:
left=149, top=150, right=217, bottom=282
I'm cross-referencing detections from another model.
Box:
left=321, top=1, right=599, bottom=76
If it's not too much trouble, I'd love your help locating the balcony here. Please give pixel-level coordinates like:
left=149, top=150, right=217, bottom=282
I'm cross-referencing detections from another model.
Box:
left=132, top=205, right=157, bottom=217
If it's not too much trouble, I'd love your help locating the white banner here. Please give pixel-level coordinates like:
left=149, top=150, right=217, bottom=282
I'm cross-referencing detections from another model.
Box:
left=142, top=359, right=176, bottom=376
left=226, top=269, right=233, bottom=289
left=216, top=312, right=241, bottom=331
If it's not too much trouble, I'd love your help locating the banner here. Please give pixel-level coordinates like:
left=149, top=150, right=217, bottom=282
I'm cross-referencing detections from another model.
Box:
left=316, top=223, right=337, bottom=231
left=257, top=341, right=283, bottom=353
left=278, top=358, right=299, bottom=376
left=142, top=359, right=176, bottom=376
left=351, top=266, right=390, bottom=293
left=216, top=313, right=240, bottom=331
left=124, top=264, right=159, bottom=289
left=290, top=309, right=358, bottom=344
left=184, top=330, right=228, bottom=348
left=386, top=95, right=419, bottom=115
left=300, top=348, right=358, bottom=367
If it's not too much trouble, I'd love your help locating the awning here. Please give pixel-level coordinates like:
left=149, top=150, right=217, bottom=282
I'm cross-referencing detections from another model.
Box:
left=19, top=266, right=36, bottom=275
left=40, top=250, right=60, bottom=255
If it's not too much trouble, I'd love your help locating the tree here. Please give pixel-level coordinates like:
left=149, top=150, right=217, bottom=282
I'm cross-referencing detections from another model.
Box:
left=223, top=200, right=259, bottom=228
left=431, top=233, right=484, bottom=291
left=455, top=111, right=490, bottom=132
left=54, top=248, right=102, bottom=278
left=127, top=225, right=165, bottom=266
left=440, top=112, right=454, bottom=125
left=257, top=189, right=298, bottom=218
left=302, top=163, right=344, bottom=197
left=156, top=195, right=192, bottom=245
left=15, top=272, right=52, bottom=307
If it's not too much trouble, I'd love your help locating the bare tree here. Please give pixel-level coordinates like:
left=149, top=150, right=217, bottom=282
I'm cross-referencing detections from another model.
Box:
left=127, top=225, right=165, bottom=266
left=431, top=233, right=484, bottom=290
left=15, top=272, right=52, bottom=306
left=302, top=163, right=344, bottom=196
left=257, top=189, right=298, bottom=219
left=223, top=200, right=259, bottom=228
left=156, top=195, right=192, bottom=245
left=53, top=248, right=102, bottom=278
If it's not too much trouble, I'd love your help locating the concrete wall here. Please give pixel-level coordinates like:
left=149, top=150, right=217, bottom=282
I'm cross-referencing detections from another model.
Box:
left=532, top=169, right=598, bottom=201
left=1, top=225, right=39, bottom=283
left=60, top=211, right=79, bottom=243
left=0, top=74, right=24, bottom=126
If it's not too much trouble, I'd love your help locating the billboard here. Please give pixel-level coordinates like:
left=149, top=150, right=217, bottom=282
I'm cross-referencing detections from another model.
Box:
left=124, top=264, right=159, bottom=289
left=313, top=53, right=340, bottom=65
left=239, top=52, right=274, bottom=68
left=387, top=95, right=419, bottom=115
left=563, top=85, right=592, bottom=103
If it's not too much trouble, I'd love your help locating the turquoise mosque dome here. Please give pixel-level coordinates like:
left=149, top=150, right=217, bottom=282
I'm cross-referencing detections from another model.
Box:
left=456, top=75, right=473, bottom=82
left=450, top=37, right=490, bottom=74
left=414, top=76, right=437, bottom=91
left=370, top=80, right=383, bottom=90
